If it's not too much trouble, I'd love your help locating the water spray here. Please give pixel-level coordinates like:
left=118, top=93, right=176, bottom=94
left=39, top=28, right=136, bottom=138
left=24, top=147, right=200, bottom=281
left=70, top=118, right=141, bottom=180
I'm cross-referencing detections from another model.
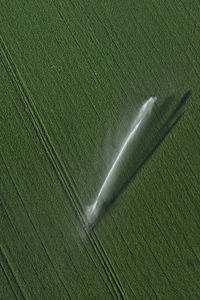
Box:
left=85, top=97, right=157, bottom=228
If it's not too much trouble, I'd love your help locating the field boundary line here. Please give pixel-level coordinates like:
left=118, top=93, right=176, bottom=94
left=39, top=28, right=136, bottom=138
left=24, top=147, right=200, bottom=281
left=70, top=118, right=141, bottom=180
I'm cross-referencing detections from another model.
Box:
left=0, top=35, right=83, bottom=220
left=47, top=3, right=128, bottom=298
left=0, top=151, right=73, bottom=299
left=0, top=35, right=127, bottom=300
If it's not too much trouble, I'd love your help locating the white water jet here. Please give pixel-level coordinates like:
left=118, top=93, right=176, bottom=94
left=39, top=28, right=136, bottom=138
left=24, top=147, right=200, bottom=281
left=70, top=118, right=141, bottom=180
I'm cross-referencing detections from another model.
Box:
left=85, top=97, right=157, bottom=226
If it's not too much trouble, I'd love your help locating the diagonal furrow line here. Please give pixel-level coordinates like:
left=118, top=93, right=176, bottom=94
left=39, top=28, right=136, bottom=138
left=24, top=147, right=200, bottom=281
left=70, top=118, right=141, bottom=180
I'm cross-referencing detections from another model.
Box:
left=149, top=2, right=200, bottom=80
left=0, top=36, right=127, bottom=299
left=55, top=13, right=101, bottom=117
left=112, top=218, right=158, bottom=299
left=86, top=1, right=161, bottom=92
left=44, top=5, right=130, bottom=297
left=50, top=0, right=102, bottom=120
left=0, top=152, right=73, bottom=299
left=92, top=233, right=128, bottom=299
left=52, top=0, right=131, bottom=105
left=74, top=1, right=134, bottom=97
left=140, top=232, right=176, bottom=290
left=0, top=244, right=26, bottom=300
left=88, top=233, right=126, bottom=300
left=0, top=262, right=18, bottom=300
left=2, top=143, right=115, bottom=298
left=0, top=36, right=83, bottom=218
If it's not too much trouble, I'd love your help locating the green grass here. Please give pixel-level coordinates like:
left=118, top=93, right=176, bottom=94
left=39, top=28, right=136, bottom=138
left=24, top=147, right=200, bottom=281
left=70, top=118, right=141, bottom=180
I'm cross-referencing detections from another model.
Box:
left=0, top=0, right=200, bottom=299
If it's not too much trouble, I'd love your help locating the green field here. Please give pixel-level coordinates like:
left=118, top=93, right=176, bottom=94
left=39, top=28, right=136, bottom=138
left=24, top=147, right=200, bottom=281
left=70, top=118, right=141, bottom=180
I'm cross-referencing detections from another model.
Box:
left=0, top=1, right=200, bottom=299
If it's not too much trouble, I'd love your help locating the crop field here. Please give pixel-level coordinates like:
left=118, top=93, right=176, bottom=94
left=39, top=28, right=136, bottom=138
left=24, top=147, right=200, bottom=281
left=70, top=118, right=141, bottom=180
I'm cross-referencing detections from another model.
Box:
left=0, top=1, right=200, bottom=299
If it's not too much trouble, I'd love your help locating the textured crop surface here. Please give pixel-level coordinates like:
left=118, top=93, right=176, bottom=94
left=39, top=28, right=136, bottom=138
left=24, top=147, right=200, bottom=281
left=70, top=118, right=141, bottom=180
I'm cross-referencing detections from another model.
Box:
left=0, top=1, right=200, bottom=299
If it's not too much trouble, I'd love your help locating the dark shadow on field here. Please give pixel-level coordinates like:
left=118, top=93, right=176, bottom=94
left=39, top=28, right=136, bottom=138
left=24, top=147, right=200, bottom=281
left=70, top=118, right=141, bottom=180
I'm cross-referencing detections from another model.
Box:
left=91, top=91, right=191, bottom=228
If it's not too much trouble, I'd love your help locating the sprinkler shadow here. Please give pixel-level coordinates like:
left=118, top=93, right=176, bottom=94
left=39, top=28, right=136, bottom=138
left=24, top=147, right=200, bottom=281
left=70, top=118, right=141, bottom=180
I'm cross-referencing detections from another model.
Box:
left=93, top=90, right=191, bottom=228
